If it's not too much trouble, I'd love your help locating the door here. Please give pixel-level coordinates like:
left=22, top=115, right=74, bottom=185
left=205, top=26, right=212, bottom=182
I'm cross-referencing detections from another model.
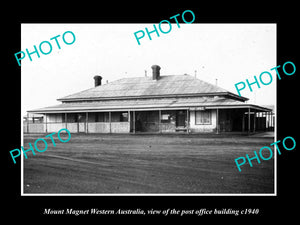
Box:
left=176, top=111, right=186, bottom=128
left=77, top=113, right=86, bottom=133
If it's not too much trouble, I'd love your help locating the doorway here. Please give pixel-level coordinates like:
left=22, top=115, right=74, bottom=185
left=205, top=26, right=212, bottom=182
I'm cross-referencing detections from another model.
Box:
left=176, top=110, right=187, bottom=128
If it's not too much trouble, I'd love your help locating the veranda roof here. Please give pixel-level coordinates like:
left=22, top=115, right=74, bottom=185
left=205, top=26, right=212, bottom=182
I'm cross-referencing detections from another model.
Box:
left=29, top=96, right=271, bottom=113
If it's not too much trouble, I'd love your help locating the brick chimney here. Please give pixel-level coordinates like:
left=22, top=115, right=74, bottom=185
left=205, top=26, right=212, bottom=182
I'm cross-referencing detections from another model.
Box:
left=151, top=65, right=161, bottom=80
left=94, top=75, right=102, bottom=87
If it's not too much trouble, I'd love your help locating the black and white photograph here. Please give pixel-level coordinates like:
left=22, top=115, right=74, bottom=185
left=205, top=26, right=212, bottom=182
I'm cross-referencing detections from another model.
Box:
left=21, top=23, right=276, bottom=195
left=4, top=4, right=298, bottom=220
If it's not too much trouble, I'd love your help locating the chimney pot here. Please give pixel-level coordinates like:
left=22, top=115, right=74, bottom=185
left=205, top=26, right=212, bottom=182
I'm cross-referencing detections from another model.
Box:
left=151, top=65, right=161, bottom=80
left=94, top=75, right=102, bottom=87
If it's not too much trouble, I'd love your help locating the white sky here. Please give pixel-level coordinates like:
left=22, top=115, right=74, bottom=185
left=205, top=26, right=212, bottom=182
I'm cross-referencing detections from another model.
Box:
left=21, top=23, right=276, bottom=116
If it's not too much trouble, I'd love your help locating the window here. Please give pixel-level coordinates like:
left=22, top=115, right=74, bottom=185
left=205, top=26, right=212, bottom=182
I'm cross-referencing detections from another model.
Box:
left=120, top=112, right=128, bottom=122
left=161, top=114, right=169, bottom=120
left=195, top=110, right=211, bottom=125
left=111, top=112, right=128, bottom=122
left=161, top=111, right=176, bottom=124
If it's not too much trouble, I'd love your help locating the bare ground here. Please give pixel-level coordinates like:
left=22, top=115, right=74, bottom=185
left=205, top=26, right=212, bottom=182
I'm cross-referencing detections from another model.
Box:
left=23, top=133, right=275, bottom=194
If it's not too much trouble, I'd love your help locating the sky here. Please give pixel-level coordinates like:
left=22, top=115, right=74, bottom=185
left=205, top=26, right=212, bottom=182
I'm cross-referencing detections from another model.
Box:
left=21, top=23, right=276, bottom=116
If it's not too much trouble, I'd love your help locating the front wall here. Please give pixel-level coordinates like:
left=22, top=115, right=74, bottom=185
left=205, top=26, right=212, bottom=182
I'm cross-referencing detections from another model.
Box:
left=88, top=122, right=130, bottom=133
left=88, top=122, right=110, bottom=133
left=26, top=111, right=220, bottom=134
left=47, top=123, right=66, bottom=132
left=111, top=122, right=130, bottom=133
left=67, top=123, right=78, bottom=133
left=26, top=123, right=46, bottom=133
left=160, top=123, right=176, bottom=133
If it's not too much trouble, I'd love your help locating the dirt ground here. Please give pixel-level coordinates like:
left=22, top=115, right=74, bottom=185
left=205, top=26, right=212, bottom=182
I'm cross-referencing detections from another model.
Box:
left=23, top=133, right=275, bottom=194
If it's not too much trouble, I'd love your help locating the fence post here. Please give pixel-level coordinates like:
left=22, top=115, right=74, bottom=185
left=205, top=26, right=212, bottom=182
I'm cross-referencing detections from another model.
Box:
left=158, top=110, right=161, bottom=133
left=86, top=112, right=88, bottom=133
left=65, top=113, right=67, bottom=130
left=27, top=112, right=29, bottom=133
left=109, top=111, right=112, bottom=133
left=45, top=113, right=47, bottom=133
left=248, top=107, right=251, bottom=134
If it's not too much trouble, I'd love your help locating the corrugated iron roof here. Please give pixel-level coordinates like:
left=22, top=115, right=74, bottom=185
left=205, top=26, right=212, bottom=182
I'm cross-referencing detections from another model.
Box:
left=58, top=75, right=246, bottom=101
